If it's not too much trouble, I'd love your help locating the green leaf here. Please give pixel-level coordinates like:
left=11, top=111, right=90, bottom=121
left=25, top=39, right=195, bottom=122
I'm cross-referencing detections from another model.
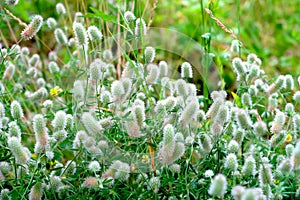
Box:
left=231, top=91, right=242, bottom=107
left=86, top=7, right=117, bottom=24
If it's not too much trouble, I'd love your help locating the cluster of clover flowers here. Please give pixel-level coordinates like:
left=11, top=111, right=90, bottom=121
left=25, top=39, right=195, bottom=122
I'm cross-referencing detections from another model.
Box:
left=1, top=0, right=300, bottom=199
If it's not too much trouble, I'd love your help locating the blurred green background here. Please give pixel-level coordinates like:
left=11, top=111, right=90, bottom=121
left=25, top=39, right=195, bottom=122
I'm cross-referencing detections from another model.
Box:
left=1, top=0, right=300, bottom=87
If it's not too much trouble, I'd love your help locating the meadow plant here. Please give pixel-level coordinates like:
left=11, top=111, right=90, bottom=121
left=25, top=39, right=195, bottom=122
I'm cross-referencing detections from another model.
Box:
left=0, top=1, right=300, bottom=199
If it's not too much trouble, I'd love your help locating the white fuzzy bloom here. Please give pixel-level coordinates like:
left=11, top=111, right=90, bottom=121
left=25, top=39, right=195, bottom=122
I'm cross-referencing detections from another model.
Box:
left=208, top=174, right=227, bottom=198
left=135, top=18, right=147, bottom=37
left=204, top=170, right=214, bottom=178
left=47, top=18, right=57, bottom=29
left=88, top=161, right=101, bottom=172
left=181, top=62, right=193, bottom=78
left=73, top=22, right=88, bottom=47
left=124, top=11, right=136, bottom=23
left=56, top=3, right=66, bottom=15
left=224, top=153, right=238, bottom=172
left=87, top=26, right=103, bottom=41
left=10, top=100, right=24, bottom=120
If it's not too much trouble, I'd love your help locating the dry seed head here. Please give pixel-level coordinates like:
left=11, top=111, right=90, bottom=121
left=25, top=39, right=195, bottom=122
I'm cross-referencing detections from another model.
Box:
left=21, top=15, right=43, bottom=40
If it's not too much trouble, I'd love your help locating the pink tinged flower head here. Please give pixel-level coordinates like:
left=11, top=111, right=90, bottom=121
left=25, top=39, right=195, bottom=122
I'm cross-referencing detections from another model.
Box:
left=29, top=182, right=43, bottom=200
left=21, top=15, right=43, bottom=40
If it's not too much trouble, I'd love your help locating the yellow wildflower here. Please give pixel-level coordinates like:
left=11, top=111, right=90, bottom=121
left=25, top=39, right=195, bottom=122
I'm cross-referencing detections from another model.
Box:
left=285, top=133, right=292, bottom=144
left=50, top=86, right=63, bottom=96
left=274, top=179, right=280, bottom=185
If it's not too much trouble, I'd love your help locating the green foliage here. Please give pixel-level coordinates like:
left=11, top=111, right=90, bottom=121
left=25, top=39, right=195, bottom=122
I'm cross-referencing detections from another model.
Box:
left=0, top=0, right=300, bottom=199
